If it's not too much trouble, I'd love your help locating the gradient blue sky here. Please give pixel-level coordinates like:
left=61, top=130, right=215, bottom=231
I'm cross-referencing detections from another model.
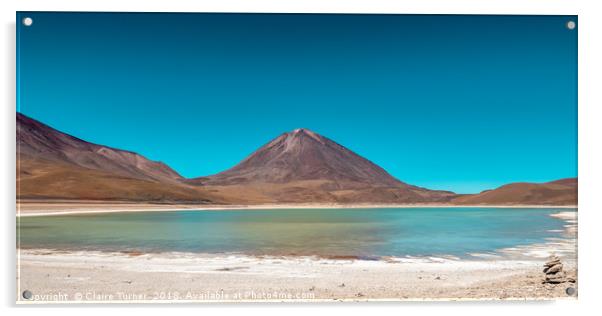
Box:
left=17, top=13, right=577, bottom=193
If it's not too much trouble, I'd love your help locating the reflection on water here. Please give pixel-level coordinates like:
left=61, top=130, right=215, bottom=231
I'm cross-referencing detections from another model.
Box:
left=17, top=208, right=573, bottom=258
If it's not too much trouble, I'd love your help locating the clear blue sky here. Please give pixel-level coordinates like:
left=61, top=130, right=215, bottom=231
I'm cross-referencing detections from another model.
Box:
left=17, top=13, right=577, bottom=193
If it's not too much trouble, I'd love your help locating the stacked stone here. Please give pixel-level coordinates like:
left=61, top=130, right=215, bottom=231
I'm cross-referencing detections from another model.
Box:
left=543, top=255, right=566, bottom=284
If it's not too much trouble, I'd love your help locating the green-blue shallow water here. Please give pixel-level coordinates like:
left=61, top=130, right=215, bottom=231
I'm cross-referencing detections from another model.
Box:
left=17, top=208, right=573, bottom=259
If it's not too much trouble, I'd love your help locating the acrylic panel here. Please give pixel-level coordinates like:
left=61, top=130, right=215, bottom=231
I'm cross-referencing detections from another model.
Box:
left=16, top=12, right=578, bottom=303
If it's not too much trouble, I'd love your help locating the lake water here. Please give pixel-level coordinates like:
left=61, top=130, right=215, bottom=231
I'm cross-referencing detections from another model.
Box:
left=17, top=208, right=574, bottom=259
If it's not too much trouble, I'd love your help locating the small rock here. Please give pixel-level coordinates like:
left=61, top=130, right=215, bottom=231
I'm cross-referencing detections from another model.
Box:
left=544, top=263, right=563, bottom=274
left=567, top=277, right=576, bottom=283
left=544, top=260, right=561, bottom=267
left=547, top=255, right=560, bottom=262
left=546, top=271, right=567, bottom=284
left=545, top=278, right=566, bottom=284
left=435, top=276, right=441, bottom=280
left=544, top=255, right=560, bottom=264
left=339, top=283, right=345, bottom=287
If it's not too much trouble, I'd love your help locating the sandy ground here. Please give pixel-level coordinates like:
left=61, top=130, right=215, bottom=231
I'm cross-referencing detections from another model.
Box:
left=16, top=200, right=577, bottom=217
left=15, top=205, right=578, bottom=303
left=17, top=250, right=577, bottom=303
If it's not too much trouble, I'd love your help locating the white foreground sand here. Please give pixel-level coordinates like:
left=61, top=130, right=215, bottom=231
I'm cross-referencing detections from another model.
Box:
left=16, top=210, right=578, bottom=302
left=17, top=250, right=577, bottom=303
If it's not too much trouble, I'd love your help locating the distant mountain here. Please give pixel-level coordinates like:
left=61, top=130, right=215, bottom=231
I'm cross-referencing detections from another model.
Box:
left=17, top=113, right=218, bottom=203
left=18, top=113, right=181, bottom=182
left=17, top=114, right=576, bottom=205
left=188, top=128, right=456, bottom=203
left=451, top=178, right=577, bottom=205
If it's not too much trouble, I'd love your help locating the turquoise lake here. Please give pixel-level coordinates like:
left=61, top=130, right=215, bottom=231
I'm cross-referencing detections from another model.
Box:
left=17, top=208, right=574, bottom=259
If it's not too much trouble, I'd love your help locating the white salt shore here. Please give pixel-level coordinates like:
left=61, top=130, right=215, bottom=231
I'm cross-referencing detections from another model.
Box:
left=16, top=202, right=578, bottom=217
left=16, top=211, right=578, bottom=302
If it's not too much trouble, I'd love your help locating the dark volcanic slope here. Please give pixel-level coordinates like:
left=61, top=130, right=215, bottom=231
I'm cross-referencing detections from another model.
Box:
left=203, top=128, right=403, bottom=187
left=191, top=128, right=455, bottom=203
left=18, top=113, right=181, bottom=182
left=17, top=113, right=218, bottom=203
left=451, top=178, right=578, bottom=205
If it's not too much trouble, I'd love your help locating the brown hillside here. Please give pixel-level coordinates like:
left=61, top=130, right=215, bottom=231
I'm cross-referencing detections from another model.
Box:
left=451, top=178, right=577, bottom=205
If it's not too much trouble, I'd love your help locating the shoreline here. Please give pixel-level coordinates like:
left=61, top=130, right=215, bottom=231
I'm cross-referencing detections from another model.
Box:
left=16, top=201, right=578, bottom=217
left=16, top=211, right=578, bottom=302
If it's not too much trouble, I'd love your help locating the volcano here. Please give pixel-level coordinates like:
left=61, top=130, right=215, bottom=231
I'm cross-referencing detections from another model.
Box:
left=190, top=128, right=456, bottom=203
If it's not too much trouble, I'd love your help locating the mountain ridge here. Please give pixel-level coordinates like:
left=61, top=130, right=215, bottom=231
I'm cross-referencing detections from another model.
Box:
left=17, top=113, right=221, bottom=203
left=451, top=178, right=577, bottom=205
left=18, top=113, right=182, bottom=182
left=16, top=113, right=577, bottom=205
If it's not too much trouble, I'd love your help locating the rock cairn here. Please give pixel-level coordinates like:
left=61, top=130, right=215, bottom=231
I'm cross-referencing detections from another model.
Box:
left=543, top=255, right=566, bottom=284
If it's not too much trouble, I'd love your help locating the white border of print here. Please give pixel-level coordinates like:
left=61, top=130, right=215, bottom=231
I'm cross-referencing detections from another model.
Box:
left=2, top=0, right=601, bottom=315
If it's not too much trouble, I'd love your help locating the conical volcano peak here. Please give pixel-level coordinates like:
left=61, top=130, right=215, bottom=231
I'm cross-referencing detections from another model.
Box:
left=201, top=127, right=411, bottom=189
left=287, top=128, right=323, bottom=143
left=291, top=128, right=312, bottom=135
left=190, top=127, right=463, bottom=203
